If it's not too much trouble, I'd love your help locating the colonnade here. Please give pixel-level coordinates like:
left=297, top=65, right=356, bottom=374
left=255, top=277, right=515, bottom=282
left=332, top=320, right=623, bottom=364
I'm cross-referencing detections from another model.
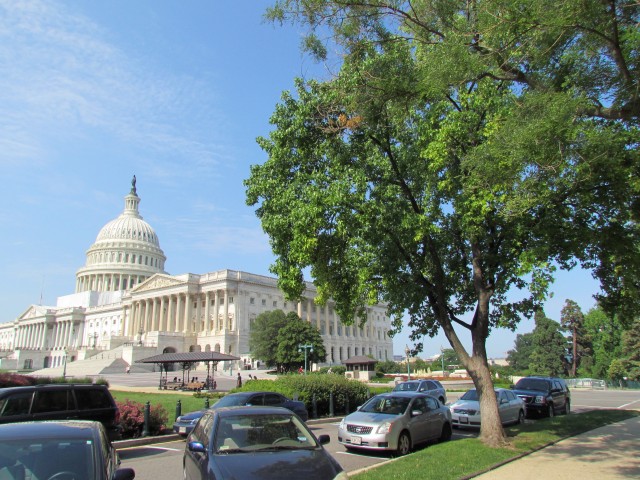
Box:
left=76, top=273, right=149, bottom=293
left=13, top=320, right=76, bottom=350
left=127, top=289, right=232, bottom=337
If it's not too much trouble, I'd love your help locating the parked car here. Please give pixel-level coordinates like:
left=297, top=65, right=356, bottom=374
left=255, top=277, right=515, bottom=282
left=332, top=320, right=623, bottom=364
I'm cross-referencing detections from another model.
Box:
left=392, top=379, right=448, bottom=404
left=0, top=384, right=122, bottom=440
left=183, top=406, right=346, bottom=480
left=511, top=376, right=571, bottom=417
left=449, top=388, right=525, bottom=428
left=337, top=392, right=452, bottom=456
left=0, top=420, right=134, bottom=480
left=174, top=391, right=308, bottom=436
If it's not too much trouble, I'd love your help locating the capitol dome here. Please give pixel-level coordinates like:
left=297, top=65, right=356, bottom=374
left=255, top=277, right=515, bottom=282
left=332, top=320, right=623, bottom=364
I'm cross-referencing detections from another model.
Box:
left=75, top=177, right=167, bottom=293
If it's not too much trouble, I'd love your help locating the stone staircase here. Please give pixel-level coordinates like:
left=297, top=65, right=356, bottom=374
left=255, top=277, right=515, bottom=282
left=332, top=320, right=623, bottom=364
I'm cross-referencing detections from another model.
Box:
left=31, top=345, right=153, bottom=378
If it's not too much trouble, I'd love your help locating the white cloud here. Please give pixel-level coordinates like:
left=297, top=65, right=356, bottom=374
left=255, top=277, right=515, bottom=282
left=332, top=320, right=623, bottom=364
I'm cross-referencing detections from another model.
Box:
left=0, top=0, right=228, bottom=176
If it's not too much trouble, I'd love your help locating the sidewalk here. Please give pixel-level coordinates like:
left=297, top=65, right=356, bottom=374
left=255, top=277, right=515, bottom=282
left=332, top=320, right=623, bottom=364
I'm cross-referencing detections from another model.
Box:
left=472, top=415, right=640, bottom=479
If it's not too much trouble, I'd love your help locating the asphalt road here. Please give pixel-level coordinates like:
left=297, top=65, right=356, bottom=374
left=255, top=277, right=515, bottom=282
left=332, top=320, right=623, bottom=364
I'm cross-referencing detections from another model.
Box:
left=116, top=388, right=640, bottom=479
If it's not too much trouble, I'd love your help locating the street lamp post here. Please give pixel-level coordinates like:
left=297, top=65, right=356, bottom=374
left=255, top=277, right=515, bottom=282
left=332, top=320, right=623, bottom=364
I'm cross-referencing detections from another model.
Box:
left=405, top=345, right=411, bottom=380
left=440, top=346, right=445, bottom=376
left=298, top=344, right=313, bottom=374
left=62, top=349, right=68, bottom=379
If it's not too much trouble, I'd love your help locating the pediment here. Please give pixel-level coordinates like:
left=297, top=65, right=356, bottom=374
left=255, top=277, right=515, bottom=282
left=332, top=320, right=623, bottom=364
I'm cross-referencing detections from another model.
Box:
left=19, top=305, right=47, bottom=320
left=133, top=274, right=185, bottom=293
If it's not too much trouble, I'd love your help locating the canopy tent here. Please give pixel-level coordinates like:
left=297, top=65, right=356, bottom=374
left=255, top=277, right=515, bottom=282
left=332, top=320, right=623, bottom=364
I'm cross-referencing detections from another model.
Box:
left=137, top=351, right=240, bottom=390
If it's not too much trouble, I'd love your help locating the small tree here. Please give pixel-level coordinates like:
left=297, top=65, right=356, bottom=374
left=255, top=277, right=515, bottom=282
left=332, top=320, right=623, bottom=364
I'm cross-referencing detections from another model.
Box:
left=506, top=333, right=535, bottom=374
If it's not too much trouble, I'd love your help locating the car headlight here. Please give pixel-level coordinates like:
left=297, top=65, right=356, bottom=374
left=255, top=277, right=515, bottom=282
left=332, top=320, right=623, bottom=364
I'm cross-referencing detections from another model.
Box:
left=333, top=471, right=349, bottom=480
left=376, top=422, right=393, bottom=434
left=339, top=418, right=346, bottom=429
left=176, top=416, right=183, bottom=422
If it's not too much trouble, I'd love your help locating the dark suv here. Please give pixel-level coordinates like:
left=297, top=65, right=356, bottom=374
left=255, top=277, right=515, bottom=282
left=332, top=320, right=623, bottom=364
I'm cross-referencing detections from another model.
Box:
left=392, top=379, right=447, bottom=405
left=0, top=384, right=121, bottom=440
left=511, top=376, right=570, bottom=417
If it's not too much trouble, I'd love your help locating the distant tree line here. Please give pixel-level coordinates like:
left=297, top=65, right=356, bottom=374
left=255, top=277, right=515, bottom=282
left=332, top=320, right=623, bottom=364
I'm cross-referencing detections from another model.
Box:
left=506, top=300, right=640, bottom=381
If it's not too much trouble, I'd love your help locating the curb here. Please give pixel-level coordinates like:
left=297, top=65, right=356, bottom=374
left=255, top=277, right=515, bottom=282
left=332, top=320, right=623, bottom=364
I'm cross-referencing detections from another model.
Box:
left=115, top=433, right=181, bottom=448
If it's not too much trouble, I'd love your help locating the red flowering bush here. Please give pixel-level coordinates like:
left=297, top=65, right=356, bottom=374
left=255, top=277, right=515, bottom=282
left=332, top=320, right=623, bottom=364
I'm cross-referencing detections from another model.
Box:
left=0, top=373, right=37, bottom=388
left=116, top=400, right=168, bottom=439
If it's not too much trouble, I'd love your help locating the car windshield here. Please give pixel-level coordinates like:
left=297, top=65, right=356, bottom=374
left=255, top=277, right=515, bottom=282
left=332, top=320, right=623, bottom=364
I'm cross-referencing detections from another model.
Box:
left=215, top=414, right=316, bottom=453
left=213, top=394, right=251, bottom=408
left=393, top=382, right=419, bottom=392
left=359, top=396, right=410, bottom=415
left=460, top=390, right=479, bottom=401
left=515, top=379, right=550, bottom=391
left=0, top=438, right=94, bottom=479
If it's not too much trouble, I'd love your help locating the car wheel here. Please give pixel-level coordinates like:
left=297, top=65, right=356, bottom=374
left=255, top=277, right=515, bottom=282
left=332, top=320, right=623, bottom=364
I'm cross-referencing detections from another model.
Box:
left=517, top=409, right=525, bottom=425
left=396, top=432, right=411, bottom=456
left=563, top=400, right=570, bottom=415
left=547, top=404, right=555, bottom=418
left=439, top=397, right=445, bottom=404
left=439, top=423, right=452, bottom=442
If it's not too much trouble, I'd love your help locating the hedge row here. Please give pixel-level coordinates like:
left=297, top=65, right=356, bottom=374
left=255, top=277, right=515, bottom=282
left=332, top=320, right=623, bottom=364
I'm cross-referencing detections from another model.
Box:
left=235, top=373, right=373, bottom=417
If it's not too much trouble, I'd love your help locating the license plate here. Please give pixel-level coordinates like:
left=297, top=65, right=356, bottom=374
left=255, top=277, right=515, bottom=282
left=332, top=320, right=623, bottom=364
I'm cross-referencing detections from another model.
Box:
left=350, top=436, right=362, bottom=445
left=460, top=416, right=469, bottom=424
left=179, top=427, right=187, bottom=433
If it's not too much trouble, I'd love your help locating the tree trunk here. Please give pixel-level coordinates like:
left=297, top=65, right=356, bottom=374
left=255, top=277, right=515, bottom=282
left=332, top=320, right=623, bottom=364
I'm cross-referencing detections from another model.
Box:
left=466, top=356, right=509, bottom=446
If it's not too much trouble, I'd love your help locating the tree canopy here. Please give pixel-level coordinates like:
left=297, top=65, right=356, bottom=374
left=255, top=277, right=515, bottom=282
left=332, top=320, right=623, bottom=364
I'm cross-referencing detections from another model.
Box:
left=248, top=310, right=326, bottom=372
left=247, top=0, right=639, bottom=446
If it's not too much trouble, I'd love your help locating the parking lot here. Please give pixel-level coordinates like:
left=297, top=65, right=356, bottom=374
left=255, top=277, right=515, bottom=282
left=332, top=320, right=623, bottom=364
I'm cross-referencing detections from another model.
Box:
left=116, top=388, right=640, bottom=479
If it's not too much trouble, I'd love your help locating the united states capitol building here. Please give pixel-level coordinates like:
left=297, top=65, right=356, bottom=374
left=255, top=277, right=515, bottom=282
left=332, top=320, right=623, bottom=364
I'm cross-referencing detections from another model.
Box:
left=0, top=179, right=393, bottom=374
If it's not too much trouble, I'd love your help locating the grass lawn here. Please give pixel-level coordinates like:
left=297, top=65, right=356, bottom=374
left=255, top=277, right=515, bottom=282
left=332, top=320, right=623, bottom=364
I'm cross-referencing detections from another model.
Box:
left=111, top=390, right=213, bottom=422
left=350, top=409, right=640, bottom=480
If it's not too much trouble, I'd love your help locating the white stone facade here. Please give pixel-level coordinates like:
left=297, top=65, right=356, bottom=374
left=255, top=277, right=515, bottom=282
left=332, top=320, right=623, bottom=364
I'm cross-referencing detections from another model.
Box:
left=0, top=181, right=393, bottom=372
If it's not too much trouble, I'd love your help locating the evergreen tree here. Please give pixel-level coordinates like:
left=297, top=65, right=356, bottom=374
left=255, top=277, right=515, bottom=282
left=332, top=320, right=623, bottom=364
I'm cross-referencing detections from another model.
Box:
left=248, top=310, right=292, bottom=370
left=583, top=306, right=623, bottom=378
left=621, top=318, right=640, bottom=380
left=560, top=299, right=586, bottom=377
left=506, top=333, right=534, bottom=374
left=276, top=316, right=327, bottom=372
left=529, top=311, right=568, bottom=377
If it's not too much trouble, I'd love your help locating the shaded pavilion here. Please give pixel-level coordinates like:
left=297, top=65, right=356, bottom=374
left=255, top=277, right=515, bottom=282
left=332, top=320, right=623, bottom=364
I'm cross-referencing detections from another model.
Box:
left=137, top=351, right=240, bottom=389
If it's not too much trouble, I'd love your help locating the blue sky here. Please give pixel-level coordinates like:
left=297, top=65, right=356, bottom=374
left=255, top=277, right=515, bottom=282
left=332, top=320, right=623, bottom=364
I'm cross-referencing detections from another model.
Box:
left=0, top=0, right=601, bottom=359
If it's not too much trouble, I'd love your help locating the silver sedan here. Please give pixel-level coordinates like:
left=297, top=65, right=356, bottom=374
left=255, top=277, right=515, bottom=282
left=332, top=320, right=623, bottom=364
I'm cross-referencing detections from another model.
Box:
left=337, top=392, right=452, bottom=456
left=449, top=388, right=525, bottom=428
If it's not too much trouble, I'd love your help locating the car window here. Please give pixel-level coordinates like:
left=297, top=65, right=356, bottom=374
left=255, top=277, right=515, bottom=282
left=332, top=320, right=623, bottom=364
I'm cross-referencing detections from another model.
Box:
left=515, top=378, right=550, bottom=391
left=32, top=390, right=71, bottom=413
left=425, top=381, right=436, bottom=390
left=361, top=396, right=410, bottom=415
left=246, top=394, right=264, bottom=406
left=394, top=382, right=418, bottom=392
left=460, top=390, right=479, bottom=401
left=425, top=396, right=439, bottom=410
left=0, top=393, right=33, bottom=417
left=192, top=413, right=210, bottom=446
left=75, top=389, right=111, bottom=410
left=263, top=394, right=283, bottom=406
left=504, top=390, right=516, bottom=401
left=411, top=397, right=427, bottom=413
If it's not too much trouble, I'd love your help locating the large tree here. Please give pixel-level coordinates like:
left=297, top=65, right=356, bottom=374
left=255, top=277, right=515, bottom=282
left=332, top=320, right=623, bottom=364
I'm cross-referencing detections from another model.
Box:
left=583, top=306, right=624, bottom=378
left=529, top=311, right=569, bottom=376
left=560, top=299, right=586, bottom=377
left=247, top=0, right=639, bottom=446
left=506, top=332, right=535, bottom=374
left=249, top=310, right=292, bottom=369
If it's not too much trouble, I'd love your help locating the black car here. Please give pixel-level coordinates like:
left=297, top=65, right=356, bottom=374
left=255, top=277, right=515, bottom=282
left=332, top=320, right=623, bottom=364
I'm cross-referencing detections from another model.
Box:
left=173, top=391, right=309, bottom=436
left=0, top=420, right=134, bottom=480
left=183, top=406, right=346, bottom=480
left=511, top=376, right=571, bottom=417
left=0, top=384, right=122, bottom=440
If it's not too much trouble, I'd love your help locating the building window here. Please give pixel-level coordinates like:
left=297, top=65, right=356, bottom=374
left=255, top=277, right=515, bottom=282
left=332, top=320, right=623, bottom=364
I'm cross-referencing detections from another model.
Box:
left=250, top=298, right=255, bottom=304
left=261, top=299, right=266, bottom=306
left=229, top=296, right=234, bottom=304
left=273, top=301, right=277, bottom=307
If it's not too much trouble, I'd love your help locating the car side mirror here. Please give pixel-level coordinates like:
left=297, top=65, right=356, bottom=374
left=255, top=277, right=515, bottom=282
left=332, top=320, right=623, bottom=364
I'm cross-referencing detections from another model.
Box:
left=187, top=441, right=206, bottom=453
left=509, top=384, right=515, bottom=389
left=114, top=467, right=136, bottom=480
left=317, top=434, right=330, bottom=445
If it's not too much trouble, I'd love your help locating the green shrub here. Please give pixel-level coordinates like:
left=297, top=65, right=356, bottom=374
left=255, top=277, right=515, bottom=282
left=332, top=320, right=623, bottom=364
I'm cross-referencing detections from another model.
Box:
left=234, top=373, right=371, bottom=417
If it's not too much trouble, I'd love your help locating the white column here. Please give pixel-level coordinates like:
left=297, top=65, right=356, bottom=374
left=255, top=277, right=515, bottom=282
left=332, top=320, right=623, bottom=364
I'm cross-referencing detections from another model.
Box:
left=223, top=290, right=229, bottom=331
left=204, top=292, right=211, bottom=333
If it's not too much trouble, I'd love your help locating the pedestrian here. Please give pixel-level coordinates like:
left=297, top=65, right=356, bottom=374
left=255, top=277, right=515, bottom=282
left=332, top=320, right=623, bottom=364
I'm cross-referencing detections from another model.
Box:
left=298, top=366, right=304, bottom=374
left=213, top=380, right=217, bottom=390
left=125, top=366, right=130, bottom=374
left=236, top=372, right=242, bottom=388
